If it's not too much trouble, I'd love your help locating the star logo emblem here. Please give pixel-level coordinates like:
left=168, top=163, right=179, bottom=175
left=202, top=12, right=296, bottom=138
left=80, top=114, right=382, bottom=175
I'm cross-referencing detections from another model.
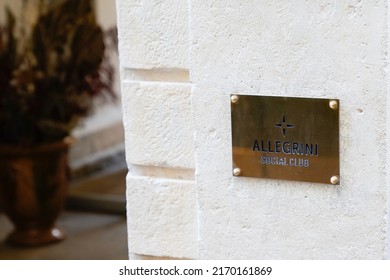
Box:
left=275, top=115, right=294, bottom=137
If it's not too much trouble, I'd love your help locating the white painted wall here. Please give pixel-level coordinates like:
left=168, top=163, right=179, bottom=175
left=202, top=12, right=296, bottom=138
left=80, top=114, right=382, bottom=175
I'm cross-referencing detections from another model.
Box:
left=117, top=0, right=390, bottom=259
left=71, top=0, right=123, bottom=168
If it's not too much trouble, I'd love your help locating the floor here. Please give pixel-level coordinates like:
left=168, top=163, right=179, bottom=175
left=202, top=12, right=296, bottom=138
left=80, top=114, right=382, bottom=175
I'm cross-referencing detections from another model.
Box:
left=0, top=169, right=128, bottom=260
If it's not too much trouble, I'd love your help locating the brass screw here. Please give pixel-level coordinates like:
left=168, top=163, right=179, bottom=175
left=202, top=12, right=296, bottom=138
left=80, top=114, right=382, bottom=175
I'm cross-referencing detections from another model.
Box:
left=330, top=175, right=339, bottom=185
left=233, top=168, right=241, bottom=176
left=329, top=100, right=338, bottom=110
left=231, top=95, right=239, bottom=104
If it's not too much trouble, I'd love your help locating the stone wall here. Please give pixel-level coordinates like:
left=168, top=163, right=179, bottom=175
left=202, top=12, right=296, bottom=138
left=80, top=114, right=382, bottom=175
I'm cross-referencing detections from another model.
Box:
left=117, top=0, right=390, bottom=259
left=116, top=0, right=197, bottom=259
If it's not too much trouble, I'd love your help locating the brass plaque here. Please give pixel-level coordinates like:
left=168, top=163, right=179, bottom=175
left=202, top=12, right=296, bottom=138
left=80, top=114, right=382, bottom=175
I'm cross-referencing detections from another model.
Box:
left=231, top=95, right=340, bottom=184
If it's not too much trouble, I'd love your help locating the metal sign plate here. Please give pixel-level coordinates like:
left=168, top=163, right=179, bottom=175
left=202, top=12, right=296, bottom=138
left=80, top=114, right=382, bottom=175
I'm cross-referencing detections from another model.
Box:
left=231, top=95, right=340, bottom=184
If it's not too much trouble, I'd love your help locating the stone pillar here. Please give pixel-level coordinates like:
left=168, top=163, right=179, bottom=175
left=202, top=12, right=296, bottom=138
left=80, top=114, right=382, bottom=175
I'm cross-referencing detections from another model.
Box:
left=116, top=0, right=197, bottom=259
left=117, top=0, right=390, bottom=259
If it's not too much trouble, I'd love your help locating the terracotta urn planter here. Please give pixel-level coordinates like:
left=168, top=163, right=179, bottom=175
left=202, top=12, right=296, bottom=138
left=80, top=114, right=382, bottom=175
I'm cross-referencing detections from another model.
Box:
left=0, top=139, right=72, bottom=247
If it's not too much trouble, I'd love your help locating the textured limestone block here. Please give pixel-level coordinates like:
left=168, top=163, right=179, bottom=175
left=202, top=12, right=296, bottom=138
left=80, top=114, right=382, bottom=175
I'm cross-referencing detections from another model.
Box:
left=126, top=175, right=197, bottom=259
left=190, top=0, right=388, bottom=259
left=121, top=81, right=194, bottom=169
left=116, top=0, right=189, bottom=69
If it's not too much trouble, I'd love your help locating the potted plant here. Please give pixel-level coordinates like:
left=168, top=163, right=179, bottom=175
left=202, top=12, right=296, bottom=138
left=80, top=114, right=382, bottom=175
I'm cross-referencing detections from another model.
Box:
left=0, top=0, right=115, bottom=246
